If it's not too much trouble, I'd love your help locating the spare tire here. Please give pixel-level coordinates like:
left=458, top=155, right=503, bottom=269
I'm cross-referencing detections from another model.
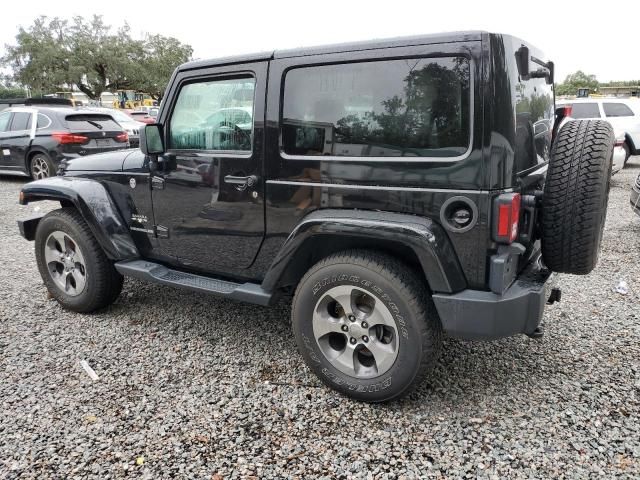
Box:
left=541, top=119, right=614, bottom=274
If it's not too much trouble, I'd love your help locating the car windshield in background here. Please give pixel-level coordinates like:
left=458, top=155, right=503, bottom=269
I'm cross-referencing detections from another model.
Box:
left=65, top=114, right=121, bottom=130
left=282, top=57, right=471, bottom=158
left=109, top=110, right=136, bottom=123
left=603, top=103, right=634, bottom=117
left=569, top=103, right=601, bottom=119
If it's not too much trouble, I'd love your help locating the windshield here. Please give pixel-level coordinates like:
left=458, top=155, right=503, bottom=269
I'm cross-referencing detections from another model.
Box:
left=109, top=110, right=134, bottom=123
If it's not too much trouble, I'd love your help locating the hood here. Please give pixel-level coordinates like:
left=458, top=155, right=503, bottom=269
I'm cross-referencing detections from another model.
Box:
left=61, top=149, right=138, bottom=173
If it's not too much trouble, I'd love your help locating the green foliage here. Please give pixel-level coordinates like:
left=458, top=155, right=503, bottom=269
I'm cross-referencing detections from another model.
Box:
left=136, top=35, right=193, bottom=100
left=0, top=85, right=28, bottom=99
left=2, top=15, right=193, bottom=100
left=555, top=71, right=599, bottom=96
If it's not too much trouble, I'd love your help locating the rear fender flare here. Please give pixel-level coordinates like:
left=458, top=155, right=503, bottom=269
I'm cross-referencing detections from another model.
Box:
left=261, top=209, right=467, bottom=294
left=19, top=176, right=138, bottom=260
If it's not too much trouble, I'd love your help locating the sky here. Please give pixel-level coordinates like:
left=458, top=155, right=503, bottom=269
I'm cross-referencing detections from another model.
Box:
left=1, top=0, right=639, bottom=83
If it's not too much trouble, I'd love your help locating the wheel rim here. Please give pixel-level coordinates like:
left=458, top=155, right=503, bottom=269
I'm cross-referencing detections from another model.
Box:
left=32, top=157, right=50, bottom=179
left=43, top=231, right=87, bottom=296
left=312, top=285, right=399, bottom=379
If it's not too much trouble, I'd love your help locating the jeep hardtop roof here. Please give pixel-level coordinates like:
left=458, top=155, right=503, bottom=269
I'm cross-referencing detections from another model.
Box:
left=178, top=31, right=488, bottom=72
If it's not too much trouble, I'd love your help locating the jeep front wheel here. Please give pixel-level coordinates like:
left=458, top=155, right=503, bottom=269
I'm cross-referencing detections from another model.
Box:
left=35, top=208, right=123, bottom=312
left=292, top=250, right=442, bottom=402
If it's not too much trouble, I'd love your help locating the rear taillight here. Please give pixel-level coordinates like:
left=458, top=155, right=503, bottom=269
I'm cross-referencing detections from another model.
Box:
left=560, top=105, right=572, bottom=117
left=52, top=132, right=89, bottom=145
left=115, top=132, right=129, bottom=143
left=494, top=193, right=521, bottom=243
left=614, top=136, right=625, bottom=147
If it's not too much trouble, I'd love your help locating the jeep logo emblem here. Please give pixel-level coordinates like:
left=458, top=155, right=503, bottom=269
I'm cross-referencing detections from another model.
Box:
left=129, top=178, right=136, bottom=189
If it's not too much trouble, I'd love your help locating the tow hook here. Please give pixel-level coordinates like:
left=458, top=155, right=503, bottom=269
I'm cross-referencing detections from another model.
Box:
left=547, top=288, right=562, bottom=305
left=527, top=325, right=544, bottom=339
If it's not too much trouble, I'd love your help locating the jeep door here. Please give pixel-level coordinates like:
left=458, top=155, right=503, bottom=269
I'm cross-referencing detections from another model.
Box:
left=150, top=61, right=267, bottom=275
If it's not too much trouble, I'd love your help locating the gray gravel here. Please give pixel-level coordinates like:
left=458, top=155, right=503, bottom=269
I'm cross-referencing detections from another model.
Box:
left=1, top=160, right=639, bottom=479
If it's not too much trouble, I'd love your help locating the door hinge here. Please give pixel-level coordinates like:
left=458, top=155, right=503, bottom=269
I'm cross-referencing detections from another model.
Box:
left=154, top=225, right=169, bottom=238
left=151, top=176, right=165, bottom=190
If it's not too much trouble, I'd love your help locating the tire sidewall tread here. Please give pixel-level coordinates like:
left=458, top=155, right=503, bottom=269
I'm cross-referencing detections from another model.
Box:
left=35, top=207, right=123, bottom=312
left=292, top=249, right=442, bottom=403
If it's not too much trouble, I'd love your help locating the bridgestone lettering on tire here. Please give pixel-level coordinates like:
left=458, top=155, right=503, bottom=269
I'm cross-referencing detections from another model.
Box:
left=291, top=250, right=442, bottom=402
left=541, top=120, right=614, bottom=274
left=35, top=208, right=124, bottom=312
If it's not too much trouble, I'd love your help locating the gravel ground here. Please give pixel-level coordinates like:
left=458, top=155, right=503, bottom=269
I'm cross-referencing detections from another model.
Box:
left=1, top=160, right=639, bottom=479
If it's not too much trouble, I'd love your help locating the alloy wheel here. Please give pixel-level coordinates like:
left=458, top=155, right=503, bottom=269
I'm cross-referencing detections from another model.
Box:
left=312, top=285, right=399, bottom=378
left=43, top=231, right=87, bottom=296
left=31, top=157, right=50, bottom=180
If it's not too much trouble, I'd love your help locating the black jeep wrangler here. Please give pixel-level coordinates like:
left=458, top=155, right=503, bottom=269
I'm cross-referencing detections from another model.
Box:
left=18, top=32, right=614, bottom=402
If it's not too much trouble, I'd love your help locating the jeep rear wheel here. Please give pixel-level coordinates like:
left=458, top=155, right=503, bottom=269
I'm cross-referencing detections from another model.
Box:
left=292, top=250, right=442, bottom=402
left=541, top=119, right=614, bottom=274
left=35, top=208, right=123, bottom=312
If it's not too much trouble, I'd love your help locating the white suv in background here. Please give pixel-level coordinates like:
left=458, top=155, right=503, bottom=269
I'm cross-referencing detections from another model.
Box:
left=557, top=98, right=640, bottom=166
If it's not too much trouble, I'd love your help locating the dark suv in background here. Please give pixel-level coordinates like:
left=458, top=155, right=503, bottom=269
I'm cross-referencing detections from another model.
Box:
left=18, top=32, right=614, bottom=402
left=0, top=106, right=129, bottom=179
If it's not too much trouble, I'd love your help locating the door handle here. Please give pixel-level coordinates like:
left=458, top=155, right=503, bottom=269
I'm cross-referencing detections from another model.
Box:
left=224, top=174, right=258, bottom=189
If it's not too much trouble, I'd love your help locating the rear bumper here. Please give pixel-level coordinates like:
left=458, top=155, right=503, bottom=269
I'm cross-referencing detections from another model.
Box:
left=631, top=179, right=640, bottom=216
left=432, top=256, right=554, bottom=340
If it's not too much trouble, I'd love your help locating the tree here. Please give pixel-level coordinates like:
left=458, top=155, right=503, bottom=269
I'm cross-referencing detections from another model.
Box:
left=136, top=35, right=193, bottom=101
left=555, top=71, right=599, bottom=96
left=0, top=75, right=27, bottom=99
left=65, top=16, right=143, bottom=99
left=2, top=15, right=193, bottom=100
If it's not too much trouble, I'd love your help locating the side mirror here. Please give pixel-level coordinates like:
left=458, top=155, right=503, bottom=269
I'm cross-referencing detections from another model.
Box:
left=140, top=123, right=165, bottom=155
left=515, top=45, right=530, bottom=79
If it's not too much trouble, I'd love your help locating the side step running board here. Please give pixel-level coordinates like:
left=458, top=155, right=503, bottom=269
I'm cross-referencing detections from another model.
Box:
left=115, top=260, right=272, bottom=306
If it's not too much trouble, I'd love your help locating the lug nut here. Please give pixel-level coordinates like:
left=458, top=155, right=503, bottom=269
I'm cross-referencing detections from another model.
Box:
left=362, top=335, right=369, bottom=343
left=350, top=337, right=357, bottom=345
left=348, top=315, right=356, bottom=322
left=341, top=325, right=348, bottom=332
left=361, top=321, right=368, bottom=329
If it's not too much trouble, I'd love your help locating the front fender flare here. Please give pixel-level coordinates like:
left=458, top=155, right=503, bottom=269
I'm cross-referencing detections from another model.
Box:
left=19, top=176, right=138, bottom=260
left=262, top=209, right=467, bottom=294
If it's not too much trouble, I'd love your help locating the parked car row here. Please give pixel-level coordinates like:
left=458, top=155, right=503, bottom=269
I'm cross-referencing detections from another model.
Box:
left=557, top=98, right=640, bottom=172
left=0, top=102, right=146, bottom=179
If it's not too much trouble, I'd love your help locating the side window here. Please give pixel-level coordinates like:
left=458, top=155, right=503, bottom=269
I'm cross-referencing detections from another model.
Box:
left=570, top=103, right=601, bottom=119
left=169, top=76, right=256, bottom=151
left=0, top=112, right=11, bottom=132
left=9, top=112, right=32, bottom=131
left=603, top=103, right=634, bottom=117
left=37, top=113, right=52, bottom=129
left=281, top=57, right=471, bottom=158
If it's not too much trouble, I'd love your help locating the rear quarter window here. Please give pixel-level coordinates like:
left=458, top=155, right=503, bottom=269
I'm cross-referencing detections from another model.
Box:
left=603, top=103, right=634, bottom=117
left=569, top=103, right=601, bottom=119
left=281, top=56, right=471, bottom=159
left=65, top=114, right=121, bottom=131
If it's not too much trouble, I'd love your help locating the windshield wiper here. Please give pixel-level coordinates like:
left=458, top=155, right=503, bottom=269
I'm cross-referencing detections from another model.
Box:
left=87, top=120, right=103, bottom=130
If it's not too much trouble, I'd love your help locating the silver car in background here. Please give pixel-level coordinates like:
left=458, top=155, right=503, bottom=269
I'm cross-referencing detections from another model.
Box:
left=557, top=98, right=640, bottom=168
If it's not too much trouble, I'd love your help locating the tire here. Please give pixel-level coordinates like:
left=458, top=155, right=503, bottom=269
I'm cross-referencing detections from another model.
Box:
left=30, top=153, right=56, bottom=180
left=541, top=119, right=614, bottom=275
left=292, top=250, right=442, bottom=402
left=35, top=208, right=123, bottom=312
left=622, top=142, right=631, bottom=166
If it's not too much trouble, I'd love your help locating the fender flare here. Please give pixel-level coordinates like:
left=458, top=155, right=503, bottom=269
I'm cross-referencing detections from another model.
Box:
left=261, top=209, right=467, bottom=294
left=19, top=176, right=139, bottom=260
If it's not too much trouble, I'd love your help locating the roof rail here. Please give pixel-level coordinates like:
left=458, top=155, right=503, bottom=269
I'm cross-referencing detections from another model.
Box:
left=0, top=97, right=74, bottom=107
